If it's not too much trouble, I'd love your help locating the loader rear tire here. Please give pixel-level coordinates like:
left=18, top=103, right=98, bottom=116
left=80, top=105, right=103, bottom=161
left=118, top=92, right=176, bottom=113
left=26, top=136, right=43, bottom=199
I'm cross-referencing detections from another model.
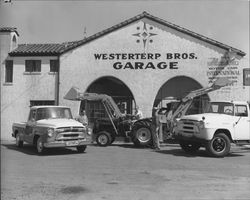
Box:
left=131, top=120, right=152, bottom=147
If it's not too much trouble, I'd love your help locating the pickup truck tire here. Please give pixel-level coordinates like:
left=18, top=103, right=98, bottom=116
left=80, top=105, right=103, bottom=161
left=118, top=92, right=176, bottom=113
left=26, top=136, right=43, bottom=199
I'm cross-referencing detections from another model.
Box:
left=179, top=140, right=201, bottom=153
left=36, top=137, right=46, bottom=154
left=76, top=145, right=87, bottom=153
left=96, top=131, right=111, bottom=147
left=131, top=120, right=152, bottom=147
left=206, top=133, right=231, bottom=157
left=16, top=133, right=23, bottom=148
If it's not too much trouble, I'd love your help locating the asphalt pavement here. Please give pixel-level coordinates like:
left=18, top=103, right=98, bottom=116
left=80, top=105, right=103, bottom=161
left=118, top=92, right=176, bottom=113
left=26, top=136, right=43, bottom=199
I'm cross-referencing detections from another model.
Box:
left=1, top=140, right=250, bottom=200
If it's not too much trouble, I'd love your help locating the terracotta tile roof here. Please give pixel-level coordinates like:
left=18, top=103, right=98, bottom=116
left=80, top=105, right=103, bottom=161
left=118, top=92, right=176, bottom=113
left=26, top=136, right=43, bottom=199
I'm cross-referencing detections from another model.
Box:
left=8, top=12, right=246, bottom=57
left=0, top=27, right=19, bottom=36
left=9, top=43, right=65, bottom=56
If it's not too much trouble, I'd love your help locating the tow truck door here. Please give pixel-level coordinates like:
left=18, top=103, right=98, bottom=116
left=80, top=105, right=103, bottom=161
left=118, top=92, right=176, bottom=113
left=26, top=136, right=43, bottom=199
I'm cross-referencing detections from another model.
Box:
left=234, top=104, right=250, bottom=140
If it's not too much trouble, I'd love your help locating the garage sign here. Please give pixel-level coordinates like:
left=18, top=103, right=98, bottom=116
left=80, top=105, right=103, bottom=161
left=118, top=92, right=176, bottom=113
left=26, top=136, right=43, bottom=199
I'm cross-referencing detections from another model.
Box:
left=94, top=52, right=198, bottom=70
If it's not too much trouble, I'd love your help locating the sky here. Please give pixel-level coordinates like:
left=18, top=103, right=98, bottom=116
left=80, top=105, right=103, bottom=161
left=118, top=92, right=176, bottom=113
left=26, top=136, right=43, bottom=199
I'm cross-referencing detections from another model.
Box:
left=0, top=0, right=249, bottom=58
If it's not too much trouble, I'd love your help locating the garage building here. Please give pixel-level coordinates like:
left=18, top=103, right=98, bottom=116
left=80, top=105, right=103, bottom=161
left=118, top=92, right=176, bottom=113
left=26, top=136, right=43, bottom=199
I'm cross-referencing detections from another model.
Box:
left=1, top=12, right=249, bottom=140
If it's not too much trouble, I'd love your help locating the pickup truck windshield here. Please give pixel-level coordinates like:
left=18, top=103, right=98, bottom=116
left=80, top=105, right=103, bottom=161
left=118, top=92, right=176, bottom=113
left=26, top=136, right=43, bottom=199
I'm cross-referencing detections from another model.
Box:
left=36, top=107, right=73, bottom=120
left=204, top=102, right=234, bottom=116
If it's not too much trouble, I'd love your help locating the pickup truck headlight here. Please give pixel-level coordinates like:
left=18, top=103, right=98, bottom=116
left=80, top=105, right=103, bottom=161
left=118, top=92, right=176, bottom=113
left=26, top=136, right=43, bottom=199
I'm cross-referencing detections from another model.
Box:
left=47, top=128, right=54, bottom=137
left=87, top=127, right=92, bottom=135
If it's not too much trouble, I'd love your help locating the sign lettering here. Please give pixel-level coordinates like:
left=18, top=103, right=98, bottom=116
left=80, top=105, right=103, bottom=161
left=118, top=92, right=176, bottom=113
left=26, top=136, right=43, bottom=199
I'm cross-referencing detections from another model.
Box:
left=94, top=53, right=197, bottom=70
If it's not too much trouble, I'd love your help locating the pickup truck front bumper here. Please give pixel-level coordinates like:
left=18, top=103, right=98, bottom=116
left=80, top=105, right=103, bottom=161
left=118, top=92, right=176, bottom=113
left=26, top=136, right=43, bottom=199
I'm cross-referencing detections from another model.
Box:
left=44, top=139, right=91, bottom=148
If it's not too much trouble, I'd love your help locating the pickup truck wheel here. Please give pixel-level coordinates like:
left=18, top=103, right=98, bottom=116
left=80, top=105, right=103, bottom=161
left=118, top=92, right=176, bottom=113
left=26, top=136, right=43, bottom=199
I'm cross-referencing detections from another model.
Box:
left=36, top=137, right=46, bottom=154
left=16, top=133, right=23, bottom=147
left=179, top=140, right=201, bottom=153
left=206, top=133, right=231, bottom=157
left=96, top=131, right=111, bottom=147
left=77, top=145, right=87, bottom=153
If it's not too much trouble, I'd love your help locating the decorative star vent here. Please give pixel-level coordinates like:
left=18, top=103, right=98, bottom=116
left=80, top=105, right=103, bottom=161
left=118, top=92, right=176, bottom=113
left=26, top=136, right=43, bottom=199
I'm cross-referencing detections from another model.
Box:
left=132, top=22, right=157, bottom=50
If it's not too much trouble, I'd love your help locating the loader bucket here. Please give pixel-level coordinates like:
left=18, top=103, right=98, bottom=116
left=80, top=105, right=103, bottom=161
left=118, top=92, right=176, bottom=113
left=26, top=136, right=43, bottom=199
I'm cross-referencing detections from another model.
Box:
left=64, top=87, right=82, bottom=101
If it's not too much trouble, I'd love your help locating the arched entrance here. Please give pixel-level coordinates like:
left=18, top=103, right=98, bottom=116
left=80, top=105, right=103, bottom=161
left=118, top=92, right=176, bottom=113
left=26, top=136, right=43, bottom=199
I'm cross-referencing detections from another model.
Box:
left=154, top=76, right=210, bottom=114
left=81, top=76, right=135, bottom=124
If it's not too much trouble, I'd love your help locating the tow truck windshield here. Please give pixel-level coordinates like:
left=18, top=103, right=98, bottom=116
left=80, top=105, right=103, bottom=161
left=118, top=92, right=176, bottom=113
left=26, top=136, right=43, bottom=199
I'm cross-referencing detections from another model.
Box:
left=204, top=102, right=234, bottom=116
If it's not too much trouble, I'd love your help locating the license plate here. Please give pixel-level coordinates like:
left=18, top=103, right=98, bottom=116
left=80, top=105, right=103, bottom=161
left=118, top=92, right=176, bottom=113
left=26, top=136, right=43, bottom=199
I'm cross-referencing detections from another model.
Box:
left=66, top=141, right=79, bottom=146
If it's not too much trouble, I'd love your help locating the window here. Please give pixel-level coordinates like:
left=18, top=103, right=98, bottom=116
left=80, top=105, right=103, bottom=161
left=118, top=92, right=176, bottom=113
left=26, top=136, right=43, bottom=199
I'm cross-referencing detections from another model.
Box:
left=243, top=68, right=250, bottom=86
left=50, top=60, right=59, bottom=72
left=30, top=100, right=55, bottom=107
left=28, top=110, right=36, bottom=121
left=205, top=102, right=234, bottom=115
left=5, top=60, right=13, bottom=83
left=235, top=105, right=248, bottom=117
left=36, top=107, right=72, bottom=120
left=25, top=60, right=41, bottom=72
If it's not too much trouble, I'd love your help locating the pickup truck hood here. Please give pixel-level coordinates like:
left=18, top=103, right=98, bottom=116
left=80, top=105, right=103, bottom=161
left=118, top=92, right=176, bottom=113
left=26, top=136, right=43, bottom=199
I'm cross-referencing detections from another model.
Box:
left=181, top=113, right=234, bottom=123
left=36, top=118, right=84, bottom=128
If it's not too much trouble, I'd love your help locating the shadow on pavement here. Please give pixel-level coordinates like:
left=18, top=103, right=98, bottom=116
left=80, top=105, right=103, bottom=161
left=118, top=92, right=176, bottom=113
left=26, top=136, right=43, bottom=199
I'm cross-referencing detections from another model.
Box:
left=109, top=143, right=151, bottom=149
left=154, top=148, right=245, bottom=158
left=2, top=141, right=248, bottom=157
left=91, top=142, right=245, bottom=157
left=1, top=143, right=86, bottom=156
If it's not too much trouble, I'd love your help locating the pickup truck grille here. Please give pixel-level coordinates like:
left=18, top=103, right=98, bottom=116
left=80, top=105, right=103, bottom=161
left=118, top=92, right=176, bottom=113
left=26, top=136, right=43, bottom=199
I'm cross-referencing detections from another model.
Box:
left=55, top=126, right=86, bottom=141
left=56, top=127, right=84, bottom=132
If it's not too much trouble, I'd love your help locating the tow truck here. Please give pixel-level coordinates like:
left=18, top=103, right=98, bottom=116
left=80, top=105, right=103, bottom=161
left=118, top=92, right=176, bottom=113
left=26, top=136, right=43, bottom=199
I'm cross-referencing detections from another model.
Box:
left=175, top=101, right=250, bottom=157
left=64, top=77, right=230, bottom=147
left=142, top=77, right=232, bottom=143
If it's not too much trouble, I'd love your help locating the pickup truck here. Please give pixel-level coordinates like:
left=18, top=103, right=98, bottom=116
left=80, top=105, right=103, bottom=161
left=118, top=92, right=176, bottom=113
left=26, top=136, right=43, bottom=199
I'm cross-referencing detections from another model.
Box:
left=12, top=106, right=92, bottom=154
left=174, top=101, right=250, bottom=157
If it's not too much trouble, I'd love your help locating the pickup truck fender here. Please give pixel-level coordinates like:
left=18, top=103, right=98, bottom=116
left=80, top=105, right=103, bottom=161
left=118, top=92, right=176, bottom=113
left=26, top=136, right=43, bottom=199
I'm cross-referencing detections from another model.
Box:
left=12, top=126, right=25, bottom=140
left=32, top=127, right=49, bottom=145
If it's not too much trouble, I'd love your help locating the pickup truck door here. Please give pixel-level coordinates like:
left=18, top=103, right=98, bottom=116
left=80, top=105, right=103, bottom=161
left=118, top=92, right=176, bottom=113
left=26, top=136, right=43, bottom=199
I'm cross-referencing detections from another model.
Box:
left=234, top=104, right=250, bottom=140
left=25, top=110, right=37, bottom=143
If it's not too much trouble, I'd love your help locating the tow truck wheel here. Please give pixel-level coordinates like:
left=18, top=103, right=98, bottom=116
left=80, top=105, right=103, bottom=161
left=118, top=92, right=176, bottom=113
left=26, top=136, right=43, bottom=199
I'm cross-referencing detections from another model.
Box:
left=16, top=133, right=23, bottom=147
left=77, top=145, right=87, bottom=153
left=206, top=133, right=231, bottom=157
left=36, top=137, right=46, bottom=154
left=96, top=131, right=111, bottom=147
left=179, top=140, right=201, bottom=153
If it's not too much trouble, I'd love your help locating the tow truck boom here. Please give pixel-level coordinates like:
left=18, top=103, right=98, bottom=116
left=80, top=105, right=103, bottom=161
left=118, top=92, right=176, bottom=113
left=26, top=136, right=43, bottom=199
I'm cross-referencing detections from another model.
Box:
left=171, top=77, right=231, bottom=120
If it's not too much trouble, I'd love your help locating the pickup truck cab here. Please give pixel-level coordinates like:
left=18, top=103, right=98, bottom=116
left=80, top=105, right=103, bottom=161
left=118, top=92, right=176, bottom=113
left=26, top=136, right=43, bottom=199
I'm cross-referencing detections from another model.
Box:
left=174, top=101, right=250, bottom=157
left=12, top=106, right=92, bottom=154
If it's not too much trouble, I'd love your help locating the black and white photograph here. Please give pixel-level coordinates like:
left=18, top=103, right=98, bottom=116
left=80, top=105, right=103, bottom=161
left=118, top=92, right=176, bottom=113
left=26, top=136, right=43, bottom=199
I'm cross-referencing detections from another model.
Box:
left=1, top=0, right=250, bottom=199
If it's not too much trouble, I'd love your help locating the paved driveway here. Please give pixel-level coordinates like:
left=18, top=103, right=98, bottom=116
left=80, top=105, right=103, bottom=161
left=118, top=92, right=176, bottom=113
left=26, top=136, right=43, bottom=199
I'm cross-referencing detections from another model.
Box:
left=1, top=140, right=250, bottom=200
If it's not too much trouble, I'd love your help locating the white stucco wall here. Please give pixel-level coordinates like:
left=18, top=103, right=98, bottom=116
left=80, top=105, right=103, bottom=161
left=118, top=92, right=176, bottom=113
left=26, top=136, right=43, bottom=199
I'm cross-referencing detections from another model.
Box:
left=1, top=18, right=248, bottom=140
left=59, top=19, right=248, bottom=118
left=1, top=56, right=58, bottom=140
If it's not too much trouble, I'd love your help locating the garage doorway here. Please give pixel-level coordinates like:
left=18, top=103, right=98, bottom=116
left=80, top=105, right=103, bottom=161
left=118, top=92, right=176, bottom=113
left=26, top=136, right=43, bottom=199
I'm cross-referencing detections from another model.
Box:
left=154, top=76, right=210, bottom=114
left=81, top=76, right=134, bottom=124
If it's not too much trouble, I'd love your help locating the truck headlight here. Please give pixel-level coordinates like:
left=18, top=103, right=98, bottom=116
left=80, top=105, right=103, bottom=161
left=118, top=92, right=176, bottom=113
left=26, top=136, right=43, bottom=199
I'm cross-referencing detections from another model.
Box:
left=47, top=128, right=54, bottom=137
left=87, top=127, right=92, bottom=136
left=197, top=120, right=205, bottom=130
